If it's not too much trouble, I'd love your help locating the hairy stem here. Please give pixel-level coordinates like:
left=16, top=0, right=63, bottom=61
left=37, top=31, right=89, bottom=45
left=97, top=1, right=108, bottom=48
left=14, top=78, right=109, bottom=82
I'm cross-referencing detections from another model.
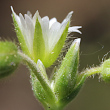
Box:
left=82, top=66, right=102, bottom=77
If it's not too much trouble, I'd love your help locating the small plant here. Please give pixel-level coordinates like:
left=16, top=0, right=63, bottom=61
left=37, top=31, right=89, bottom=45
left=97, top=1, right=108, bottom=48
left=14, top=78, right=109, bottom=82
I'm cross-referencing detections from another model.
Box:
left=0, top=6, right=110, bottom=110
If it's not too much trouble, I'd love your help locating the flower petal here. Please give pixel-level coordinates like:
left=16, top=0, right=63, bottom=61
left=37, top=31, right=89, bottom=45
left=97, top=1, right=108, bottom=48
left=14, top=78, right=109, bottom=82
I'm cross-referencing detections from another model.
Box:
left=48, top=22, right=61, bottom=51
left=27, top=11, right=32, bottom=18
left=68, top=26, right=82, bottom=34
left=19, top=13, right=27, bottom=39
left=24, top=14, right=35, bottom=52
left=43, top=21, right=70, bottom=67
left=41, top=16, right=49, bottom=50
left=19, top=13, right=32, bottom=52
left=49, top=18, right=57, bottom=28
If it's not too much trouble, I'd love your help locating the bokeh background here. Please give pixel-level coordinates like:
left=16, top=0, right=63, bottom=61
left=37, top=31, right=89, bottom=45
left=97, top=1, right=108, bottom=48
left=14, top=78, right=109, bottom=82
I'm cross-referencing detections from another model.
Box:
left=0, top=0, right=110, bottom=110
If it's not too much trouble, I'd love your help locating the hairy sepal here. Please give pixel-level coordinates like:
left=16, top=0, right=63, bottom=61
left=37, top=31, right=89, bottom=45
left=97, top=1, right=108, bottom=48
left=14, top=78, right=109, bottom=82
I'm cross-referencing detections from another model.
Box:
left=53, top=38, right=80, bottom=104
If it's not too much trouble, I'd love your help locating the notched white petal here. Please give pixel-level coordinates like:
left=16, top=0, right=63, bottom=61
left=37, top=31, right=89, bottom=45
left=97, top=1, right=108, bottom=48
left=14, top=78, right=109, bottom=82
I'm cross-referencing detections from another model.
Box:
left=68, top=26, right=82, bottom=34
left=19, top=13, right=26, bottom=29
left=49, top=18, right=57, bottom=28
left=25, top=14, right=34, bottom=27
left=42, top=16, right=49, bottom=31
left=27, top=11, right=32, bottom=18
left=42, top=16, right=49, bottom=21
left=48, top=22, right=61, bottom=51
left=24, top=14, right=35, bottom=51
left=41, top=16, right=49, bottom=49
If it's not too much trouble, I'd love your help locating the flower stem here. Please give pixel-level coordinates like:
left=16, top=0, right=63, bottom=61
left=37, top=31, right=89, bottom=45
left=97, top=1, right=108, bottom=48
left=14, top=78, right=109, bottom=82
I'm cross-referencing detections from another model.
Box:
left=82, top=66, right=102, bottom=77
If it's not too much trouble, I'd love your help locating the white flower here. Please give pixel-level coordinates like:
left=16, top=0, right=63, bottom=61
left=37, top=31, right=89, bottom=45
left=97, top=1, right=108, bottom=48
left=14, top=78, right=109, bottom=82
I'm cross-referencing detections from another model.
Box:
left=11, top=6, right=81, bottom=67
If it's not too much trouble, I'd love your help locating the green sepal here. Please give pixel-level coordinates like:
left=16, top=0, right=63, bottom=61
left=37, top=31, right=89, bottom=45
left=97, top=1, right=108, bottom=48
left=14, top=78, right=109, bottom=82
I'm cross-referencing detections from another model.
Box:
left=31, top=71, right=64, bottom=110
left=29, top=60, right=57, bottom=109
left=12, top=14, right=30, bottom=56
left=59, top=73, right=87, bottom=106
left=31, top=72, right=51, bottom=108
left=0, top=41, right=21, bottom=78
left=101, top=59, right=110, bottom=82
left=43, top=22, right=70, bottom=68
left=53, top=38, right=80, bottom=103
left=33, top=18, right=45, bottom=63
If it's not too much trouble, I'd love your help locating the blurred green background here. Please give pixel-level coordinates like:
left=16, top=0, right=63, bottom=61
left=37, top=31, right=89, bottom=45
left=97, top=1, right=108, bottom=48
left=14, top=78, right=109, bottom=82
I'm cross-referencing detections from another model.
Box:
left=0, top=0, right=110, bottom=110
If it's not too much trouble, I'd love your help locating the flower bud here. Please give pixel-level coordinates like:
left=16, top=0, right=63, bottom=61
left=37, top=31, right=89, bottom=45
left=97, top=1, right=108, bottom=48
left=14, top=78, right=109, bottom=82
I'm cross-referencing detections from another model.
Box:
left=11, top=6, right=82, bottom=68
left=0, top=41, right=21, bottom=78
left=101, top=59, right=110, bottom=82
left=53, top=38, right=80, bottom=105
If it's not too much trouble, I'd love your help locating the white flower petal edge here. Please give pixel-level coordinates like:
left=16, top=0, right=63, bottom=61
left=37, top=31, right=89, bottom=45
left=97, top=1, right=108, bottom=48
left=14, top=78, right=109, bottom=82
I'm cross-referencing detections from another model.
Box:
left=49, top=18, right=57, bottom=29
left=68, top=26, right=82, bottom=34
left=47, top=11, right=74, bottom=51
left=11, top=6, right=81, bottom=54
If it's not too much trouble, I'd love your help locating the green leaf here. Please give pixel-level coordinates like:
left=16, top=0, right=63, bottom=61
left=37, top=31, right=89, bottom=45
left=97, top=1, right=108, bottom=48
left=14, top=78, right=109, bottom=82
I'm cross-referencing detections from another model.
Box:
left=0, top=41, right=21, bottom=78
left=53, top=38, right=80, bottom=103
left=33, top=18, right=45, bottom=63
